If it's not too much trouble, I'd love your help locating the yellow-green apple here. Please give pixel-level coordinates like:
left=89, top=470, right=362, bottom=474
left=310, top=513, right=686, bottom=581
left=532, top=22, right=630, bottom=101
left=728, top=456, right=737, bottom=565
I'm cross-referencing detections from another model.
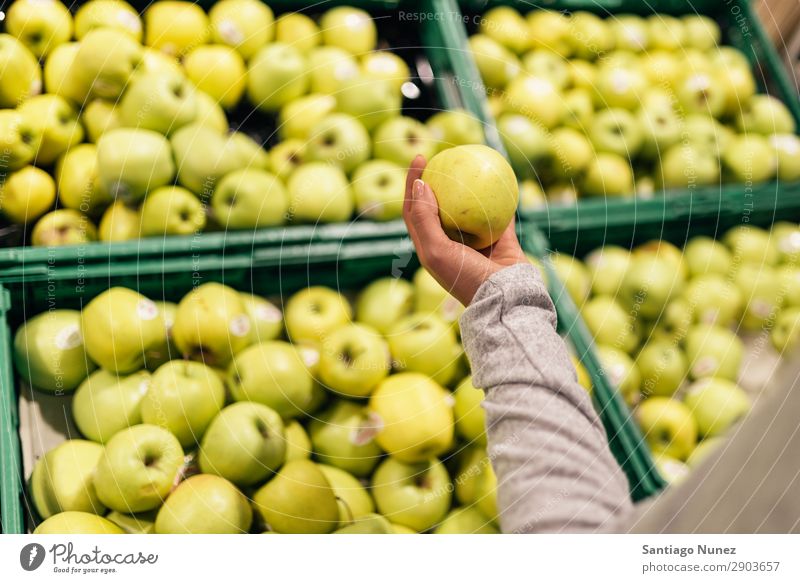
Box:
left=13, top=309, right=95, bottom=394
left=97, top=128, right=175, bottom=202
left=373, top=116, right=437, bottom=168
left=636, top=341, right=687, bottom=398
left=227, top=341, right=314, bottom=419
left=435, top=506, right=499, bottom=534
left=636, top=397, right=698, bottom=461
left=140, top=47, right=182, bottom=77
left=572, top=354, right=593, bottom=392
left=74, top=0, right=141, bottom=40
left=454, top=446, right=488, bottom=505
left=683, top=236, right=733, bottom=277
left=5, top=0, right=72, bottom=58
left=31, top=209, right=97, bottom=246
left=581, top=296, right=638, bottom=353
left=421, top=144, right=518, bottom=249
left=0, top=166, right=55, bottom=225
left=413, top=267, right=464, bottom=327
left=582, top=152, right=633, bottom=196
left=518, top=179, right=545, bottom=210
left=567, top=11, right=614, bottom=58
left=211, top=169, right=287, bottom=229
left=589, top=107, right=642, bottom=158
left=284, top=286, right=352, bottom=345
left=278, top=93, right=336, bottom=141
left=81, top=287, right=164, bottom=373
left=286, top=162, right=354, bottom=223
left=722, top=135, right=776, bottom=184
left=496, top=113, right=550, bottom=175
left=427, top=108, right=484, bottom=153
left=479, top=6, right=529, bottom=54
left=684, top=378, right=750, bottom=438
left=318, top=464, right=375, bottom=527
left=453, top=376, right=486, bottom=445
left=335, top=78, right=401, bottom=132
left=638, top=50, right=682, bottom=87
left=72, top=369, right=151, bottom=443
left=98, top=202, right=140, bottom=242
left=682, top=15, right=720, bottom=50
left=621, top=253, right=683, bottom=319
left=369, top=372, right=454, bottom=461
left=252, top=459, right=339, bottom=534
left=637, top=102, right=682, bottom=160
left=229, top=131, right=270, bottom=170
left=503, top=74, right=565, bottom=129
left=355, top=277, right=414, bottom=335
left=733, top=264, right=782, bottom=330
left=170, top=124, right=246, bottom=195
left=209, top=0, right=274, bottom=60
left=563, top=87, right=595, bottom=130
left=19, top=95, right=83, bottom=165
left=94, top=424, right=184, bottom=513
left=361, top=50, right=409, bottom=91
left=548, top=127, right=593, bottom=179
left=737, top=94, right=796, bottom=135
left=309, top=400, right=383, bottom=476
left=646, top=14, right=684, bottom=51
left=142, top=301, right=178, bottom=370
left=653, top=454, right=690, bottom=485
left=193, top=90, right=229, bottom=133
left=144, top=1, right=209, bottom=57
left=549, top=252, right=591, bottom=306
left=723, top=224, right=779, bottom=266
left=522, top=50, right=569, bottom=89
left=682, top=274, right=742, bottom=326
left=73, top=28, right=143, bottom=100
left=141, top=361, right=225, bottom=447
left=155, top=474, right=251, bottom=534
left=285, top=420, right=312, bottom=462
left=308, top=46, right=360, bottom=94
left=240, top=293, right=282, bottom=343
left=34, top=511, right=125, bottom=534
left=718, top=65, right=756, bottom=117
left=183, top=45, right=246, bottom=110
left=772, top=221, right=800, bottom=264
left=31, top=440, right=106, bottom=519
left=468, top=34, right=520, bottom=89
left=247, top=43, right=308, bottom=112
left=105, top=510, right=158, bottom=534
left=119, top=71, right=198, bottom=135
left=777, top=264, right=800, bottom=306
left=56, top=144, right=112, bottom=214
left=275, top=12, right=320, bottom=52
left=769, top=134, right=800, bottom=181
left=0, top=110, right=41, bottom=172
left=320, top=6, right=376, bottom=55
left=388, top=313, right=460, bottom=385
left=771, top=306, right=800, bottom=353
left=371, top=457, right=451, bottom=531
left=318, top=324, right=390, bottom=397
left=674, top=71, right=726, bottom=118
left=596, top=345, right=641, bottom=405
left=81, top=99, right=121, bottom=143
left=305, top=113, right=371, bottom=172
left=198, top=402, right=286, bottom=486
left=351, top=159, right=405, bottom=221
left=610, top=14, right=648, bottom=52
left=473, top=459, right=499, bottom=522
left=685, top=436, right=723, bottom=468
left=140, top=186, right=206, bottom=237
left=585, top=245, right=631, bottom=297
left=0, top=33, right=41, bottom=107
left=526, top=9, right=571, bottom=55
left=594, top=64, right=647, bottom=111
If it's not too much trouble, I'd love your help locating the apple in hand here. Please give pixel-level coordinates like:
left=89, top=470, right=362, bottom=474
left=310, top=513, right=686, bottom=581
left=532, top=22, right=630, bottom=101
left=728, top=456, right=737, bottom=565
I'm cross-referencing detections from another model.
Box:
left=140, top=186, right=206, bottom=237
left=252, top=460, right=339, bottom=534
left=286, top=162, right=354, bottom=223
left=284, top=286, right=352, bottom=345
left=97, top=128, right=175, bottom=202
left=72, top=369, right=151, bottom=443
left=435, top=506, right=499, bottom=534
left=373, top=116, right=437, bottom=169
left=0, top=166, right=55, bottom=225
left=19, top=95, right=83, bottom=166
left=279, top=93, right=337, bottom=141
left=388, top=313, right=461, bottom=386
left=34, top=511, right=124, bottom=535
left=119, top=71, right=198, bottom=136
left=94, top=424, right=184, bottom=513
left=369, top=372, right=454, bottom=462
left=309, top=400, right=383, bottom=477
left=247, top=43, right=308, bottom=113
left=82, top=287, right=164, bottom=373
left=0, top=33, right=42, bottom=108
left=144, top=1, right=209, bottom=57
left=155, top=474, right=252, bottom=534
left=198, top=402, right=286, bottom=486
left=684, top=378, right=750, bottom=438
left=275, top=12, right=320, bottom=53
left=5, top=0, right=72, bottom=58
left=355, top=277, right=414, bottom=335
left=371, top=457, right=451, bottom=532
left=351, top=159, right=406, bottom=221
left=209, top=0, right=274, bottom=60
left=636, top=397, right=698, bottom=461
left=73, top=28, right=142, bottom=100
left=318, top=464, right=375, bottom=527
left=305, top=113, right=371, bottom=172
left=31, top=210, right=97, bottom=247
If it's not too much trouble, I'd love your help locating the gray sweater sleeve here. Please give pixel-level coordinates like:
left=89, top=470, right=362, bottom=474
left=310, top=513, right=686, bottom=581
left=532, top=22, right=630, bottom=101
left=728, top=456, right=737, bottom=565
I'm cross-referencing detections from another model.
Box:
left=459, top=263, right=633, bottom=533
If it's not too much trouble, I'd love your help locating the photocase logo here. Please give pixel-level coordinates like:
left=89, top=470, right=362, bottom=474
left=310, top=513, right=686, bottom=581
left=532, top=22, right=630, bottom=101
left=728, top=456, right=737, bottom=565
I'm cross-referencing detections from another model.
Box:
left=20, top=543, right=46, bottom=571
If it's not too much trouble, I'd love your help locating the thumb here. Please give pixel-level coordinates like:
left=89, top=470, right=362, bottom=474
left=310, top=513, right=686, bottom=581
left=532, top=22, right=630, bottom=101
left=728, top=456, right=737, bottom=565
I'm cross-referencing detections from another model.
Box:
left=408, top=179, right=451, bottom=252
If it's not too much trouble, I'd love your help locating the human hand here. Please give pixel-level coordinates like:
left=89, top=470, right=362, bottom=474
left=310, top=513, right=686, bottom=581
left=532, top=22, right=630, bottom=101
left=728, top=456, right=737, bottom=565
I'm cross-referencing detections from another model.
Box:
left=403, top=154, right=526, bottom=306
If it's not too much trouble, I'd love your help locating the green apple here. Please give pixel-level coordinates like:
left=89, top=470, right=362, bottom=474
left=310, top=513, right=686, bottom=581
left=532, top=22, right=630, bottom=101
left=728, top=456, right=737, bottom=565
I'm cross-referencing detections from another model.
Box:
left=369, top=372, right=454, bottom=462
left=286, top=162, right=354, bottom=224
left=318, top=324, right=390, bottom=397
left=74, top=0, right=141, bottom=40
left=351, top=159, right=405, bottom=221
left=472, top=462, right=499, bottom=523
left=141, top=361, right=225, bottom=447
left=193, top=90, right=229, bottom=134
left=94, top=424, right=184, bottom=513
left=97, top=128, right=175, bottom=202
left=777, top=264, right=800, bottom=307
left=453, top=376, right=486, bottom=445
left=227, top=341, right=314, bottom=419
left=722, top=135, right=776, bottom=184
left=567, top=11, right=614, bottom=59
left=31, top=209, right=97, bottom=246
left=34, top=511, right=124, bottom=535
left=388, top=313, right=460, bottom=386
left=285, top=420, right=312, bottom=462
left=336, top=76, right=402, bottom=132
left=104, top=510, right=157, bottom=534
left=426, top=108, right=483, bottom=154
left=209, top=0, right=274, bottom=59
left=318, top=464, right=375, bottom=527
left=275, top=12, right=320, bottom=53
left=252, top=459, right=339, bottom=534
left=0, top=33, right=42, bottom=108
left=681, top=14, right=720, bottom=50
left=435, top=506, right=499, bottom=534
left=637, top=103, right=682, bottom=160
left=119, top=71, right=198, bottom=136
left=73, top=28, right=143, bottom=100
left=413, top=267, right=464, bottom=327
left=581, top=152, right=633, bottom=197
left=144, top=0, right=209, bottom=57
left=81, top=99, right=121, bottom=143
left=497, top=113, right=550, bottom=176
left=562, top=87, right=594, bottom=131
left=635, top=239, right=688, bottom=280
left=0, top=110, right=41, bottom=173
left=170, top=124, right=247, bottom=195
left=683, top=236, right=732, bottom=277
left=309, top=400, right=383, bottom=477
left=278, top=93, right=336, bottom=141
left=211, top=169, right=288, bottom=230
left=674, top=71, right=726, bottom=118
left=734, top=264, right=782, bottom=330
left=724, top=224, right=779, bottom=267
left=305, top=112, right=371, bottom=172
left=198, top=402, right=285, bottom=486
left=371, top=457, right=451, bottom=532
left=585, top=245, right=631, bottom=297
left=581, top=296, right=638, bottom=353
left=467, top=34, right=521, bottom=89
left=308, top=46, right=360, bottom=94
left=355, top=277, right=414, bottom=334
left=588, top=108, right=642, bottom=158
left=142, top=301, right=177, bottom=370
left=549, top=252, right=591, bottom=306
left=421, top=144, right=518, bottom=250
left=594, top=64, right=647, bottom=111
left=718, top=66, right=757, bottom=117
left=684, top=324, right=743, bottom=381
left=596, top=345, right=641, bottom=406
left=247, top=43, right=308, bottom=113
left=657, top=143, right=721, bottom=189
left=172, top=282, right=252, bottom=367
left=568, top=59, right=596, bottom=90
left=646, top=14, right=685, bottom=51
left=522, top=50, right=570, bottom=89
left=140, top=186, right=206, bottom=237
left=639, top=49, right=683, bottom=86
left=770, top=306, right=800, bottom=353
left=361, top=50, right=409, bottom=91
left=0, top=166, right=55, bottom=225
left=773, top=221, right=800, bottom=264
left=373, top=116, right=437, bottom=168
left=504, top=74, right=565, bottom=129
left=98, top=202, right=140, bottom=242
left=548, top=127, right=593, bottom=179
left=621, top=253, right=683, bottom=319
left=480, top=6, right=530, bottom=53
left=55, top=144, right=111, bottom=213
left=268, top=139, right=305, bottom=181
left=684, top=378, right=750, bottom=438
left=155, top=474, right=252, bottom=534
left=72, top=369, right=151, bottom=443
left=284, top=286, right=352, bottom=345
left=240, top=293, right=282, bottom=343
left=333, top=514, right=393, bottom=533
left=653, top=454, right=690, bottom=485
left=454, top=446, right=488, bottom=506
left=518, top=179, right=546, bottom=211
left=19, top=95, right=83, bottom=166
left=737, top=94, right=796, bottom=135
left=610, top=14, right=649, bottom=52
left=636, top=397, right=697, bottom=461
left=5, top=0, right=72, bottom=58
left=81, top=287, right=164, bottom=373
left=320, top=6, right=376, bottom=55
left=682, top=274, right=742, bottom=326
left=769, top=134, right=800, bottom=181
left=183, top=45, right=246, bottom=110
left=636, top=341, right=687, bottom=398
left=526, top=9, right=571, bottom=56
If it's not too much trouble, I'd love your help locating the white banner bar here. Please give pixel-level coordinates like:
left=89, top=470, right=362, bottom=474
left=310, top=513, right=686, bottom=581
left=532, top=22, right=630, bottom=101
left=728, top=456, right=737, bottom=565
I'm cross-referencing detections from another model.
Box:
left=1, top=535, right=799, bottom=582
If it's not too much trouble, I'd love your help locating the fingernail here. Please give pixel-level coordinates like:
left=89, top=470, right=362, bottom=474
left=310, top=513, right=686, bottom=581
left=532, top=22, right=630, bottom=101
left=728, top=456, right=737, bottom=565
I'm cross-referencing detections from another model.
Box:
left=412, top=179, right=424, bottom=199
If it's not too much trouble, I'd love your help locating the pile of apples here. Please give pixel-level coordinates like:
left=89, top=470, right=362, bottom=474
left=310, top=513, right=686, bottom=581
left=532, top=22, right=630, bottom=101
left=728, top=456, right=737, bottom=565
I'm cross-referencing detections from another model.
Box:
left=548, top=221, right=800, bottom=482
left=469, top=7, right=800, bottom=204
left=0, top=0, right=483, bottom=246
left=15, top=268, right=511, bottom=534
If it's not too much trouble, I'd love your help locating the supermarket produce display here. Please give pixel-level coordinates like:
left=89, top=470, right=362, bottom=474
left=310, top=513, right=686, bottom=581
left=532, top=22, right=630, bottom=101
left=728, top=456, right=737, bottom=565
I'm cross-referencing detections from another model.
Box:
left=0, top=0, right=484, bottom=247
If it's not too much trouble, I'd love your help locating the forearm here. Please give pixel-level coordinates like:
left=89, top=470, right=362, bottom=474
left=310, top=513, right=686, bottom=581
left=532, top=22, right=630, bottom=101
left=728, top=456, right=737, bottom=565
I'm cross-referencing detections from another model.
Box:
left=460, top=263, right=633, bottom=533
